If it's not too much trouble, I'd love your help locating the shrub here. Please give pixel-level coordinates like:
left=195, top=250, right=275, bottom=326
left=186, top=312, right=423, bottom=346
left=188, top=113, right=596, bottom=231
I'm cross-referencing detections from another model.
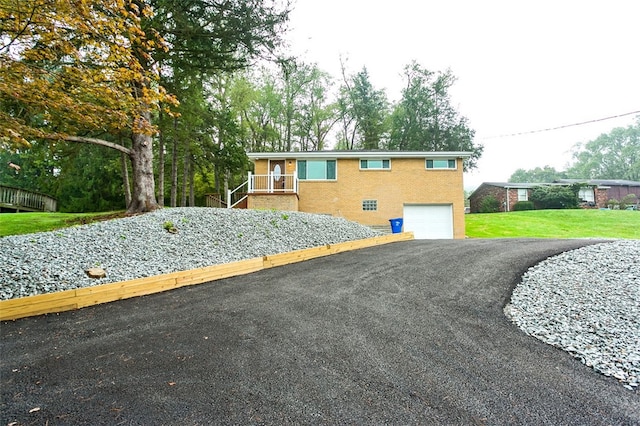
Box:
left=479, top=195, right=501, bottom=213
left=513, top=201, right=534, bottom=211
left=607, top=199, right=619, bottom=210
left=531, top=186, right=579, bottom=209
left=619, top=194, right=638, bottom=210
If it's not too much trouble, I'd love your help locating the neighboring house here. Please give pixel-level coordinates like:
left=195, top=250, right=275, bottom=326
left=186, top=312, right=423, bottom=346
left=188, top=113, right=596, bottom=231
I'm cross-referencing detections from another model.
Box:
left=228, top=151, right=472, bottom=239
left=469, top=179, right=640, bottom=212
left=468, top=182, right=542, bottom=213
left=554, top=179, right=640, bottom=206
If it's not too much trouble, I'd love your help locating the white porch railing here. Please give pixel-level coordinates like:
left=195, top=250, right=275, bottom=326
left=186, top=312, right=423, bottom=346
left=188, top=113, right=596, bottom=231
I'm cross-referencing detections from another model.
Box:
left=227, top=172, right=298, bottom=208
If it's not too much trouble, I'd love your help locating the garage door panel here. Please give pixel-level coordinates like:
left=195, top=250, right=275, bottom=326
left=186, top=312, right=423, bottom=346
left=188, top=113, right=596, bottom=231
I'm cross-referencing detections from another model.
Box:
left=403, top=204, right=453, bottom=239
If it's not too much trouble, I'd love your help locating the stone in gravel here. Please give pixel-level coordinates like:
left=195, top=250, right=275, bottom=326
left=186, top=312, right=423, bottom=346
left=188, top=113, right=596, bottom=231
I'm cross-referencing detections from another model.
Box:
left=85, top=268, right=106, bottom=279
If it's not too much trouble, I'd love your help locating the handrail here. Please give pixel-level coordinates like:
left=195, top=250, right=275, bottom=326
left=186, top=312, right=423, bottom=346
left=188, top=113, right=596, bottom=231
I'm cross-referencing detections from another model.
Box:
left=0, top=185, right=57, bottom=212
left=227, top=179, right=249, bottom=209
left=226, top=173, right=298, bottom=209
left=205, top=194, right=227, bottom=208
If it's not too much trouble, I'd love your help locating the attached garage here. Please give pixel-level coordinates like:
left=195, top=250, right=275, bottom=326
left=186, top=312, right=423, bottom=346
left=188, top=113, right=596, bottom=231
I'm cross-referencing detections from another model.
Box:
left=403, top=204, right=454, bottom=239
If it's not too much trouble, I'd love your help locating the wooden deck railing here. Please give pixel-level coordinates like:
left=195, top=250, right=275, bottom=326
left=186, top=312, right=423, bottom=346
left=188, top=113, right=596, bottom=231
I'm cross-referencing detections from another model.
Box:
left=0, top=185, right=57, bottom=212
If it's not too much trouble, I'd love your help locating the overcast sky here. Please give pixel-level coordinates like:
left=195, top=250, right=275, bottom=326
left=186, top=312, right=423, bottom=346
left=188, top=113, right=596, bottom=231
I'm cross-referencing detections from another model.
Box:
left=284, top=0, right=640, bottom=189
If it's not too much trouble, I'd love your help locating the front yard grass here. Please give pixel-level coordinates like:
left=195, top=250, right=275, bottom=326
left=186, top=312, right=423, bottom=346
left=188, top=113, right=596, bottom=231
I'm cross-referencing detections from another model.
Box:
left=465, top=209, right=640, bottom=239
left=0, top=211, right=126, bottom=237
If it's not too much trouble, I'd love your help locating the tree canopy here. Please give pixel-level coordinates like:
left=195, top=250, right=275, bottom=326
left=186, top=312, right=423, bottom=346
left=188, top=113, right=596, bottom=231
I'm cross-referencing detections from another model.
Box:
left=2, top=1, right=485, bottom=213
left=509, top=118, right=640, bottom=183
left=387, top=62, right=482, bottom=170
left=509, top=166, right=567, bottom=183
left=567, top=118, right=640, bottom=181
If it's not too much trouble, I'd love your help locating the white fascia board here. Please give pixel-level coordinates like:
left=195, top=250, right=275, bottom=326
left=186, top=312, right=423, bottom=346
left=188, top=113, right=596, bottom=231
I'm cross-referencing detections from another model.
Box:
left=247, top=151, right=473, bottom=161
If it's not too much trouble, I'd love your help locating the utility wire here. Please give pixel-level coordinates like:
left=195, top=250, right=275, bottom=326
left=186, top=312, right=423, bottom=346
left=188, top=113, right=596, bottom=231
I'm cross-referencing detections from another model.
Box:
left=484, top=110, right=640, bottom=139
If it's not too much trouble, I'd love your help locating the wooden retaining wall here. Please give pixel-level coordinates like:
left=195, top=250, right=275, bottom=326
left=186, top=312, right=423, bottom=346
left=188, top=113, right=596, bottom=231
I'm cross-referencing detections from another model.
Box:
left=0, top=232, right=413, bottom=321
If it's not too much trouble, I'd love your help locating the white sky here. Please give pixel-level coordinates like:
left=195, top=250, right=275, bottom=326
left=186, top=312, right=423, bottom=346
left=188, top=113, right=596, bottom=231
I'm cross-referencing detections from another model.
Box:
left=284, top=0, right=640, bottom=190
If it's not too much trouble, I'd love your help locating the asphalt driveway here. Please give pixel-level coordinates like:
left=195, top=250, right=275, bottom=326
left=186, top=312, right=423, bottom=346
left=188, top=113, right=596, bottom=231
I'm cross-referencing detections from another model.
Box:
left=2, top=239, right=639, bottom=425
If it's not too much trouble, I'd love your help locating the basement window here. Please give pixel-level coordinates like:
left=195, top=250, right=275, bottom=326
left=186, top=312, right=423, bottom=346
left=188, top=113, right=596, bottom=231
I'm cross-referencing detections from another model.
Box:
left=362, top=200, right=378, bottom=211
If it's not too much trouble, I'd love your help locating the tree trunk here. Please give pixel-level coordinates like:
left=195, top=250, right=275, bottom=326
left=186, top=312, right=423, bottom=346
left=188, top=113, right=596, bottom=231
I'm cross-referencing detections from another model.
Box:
left=189, top=160, right=195, bottom=207
left=181, top=147, right=189, bottom=207
left=120, top=151, right=132, bottom=208
left=127, top=126, right=158, bottom=213
left=157, top=110, right=165, bottom=207
left=170, top=118, right=178, bottom=207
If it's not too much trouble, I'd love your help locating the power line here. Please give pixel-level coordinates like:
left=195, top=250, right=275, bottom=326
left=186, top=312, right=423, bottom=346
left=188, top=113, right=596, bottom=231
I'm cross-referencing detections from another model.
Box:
left=483, top=110, right=640, bottom=140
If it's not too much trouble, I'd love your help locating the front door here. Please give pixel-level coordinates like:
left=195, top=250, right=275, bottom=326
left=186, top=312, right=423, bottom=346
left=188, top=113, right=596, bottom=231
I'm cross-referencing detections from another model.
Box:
left=270, top=160, right=285, bottom=191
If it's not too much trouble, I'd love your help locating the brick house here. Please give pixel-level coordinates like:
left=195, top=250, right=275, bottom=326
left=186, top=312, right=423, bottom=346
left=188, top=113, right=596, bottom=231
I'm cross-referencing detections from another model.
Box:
left=554, top=179, right=640, bottom=207
left=227, top=151, right=472, bottom=239
left=469, top=179, right=640, bottom=212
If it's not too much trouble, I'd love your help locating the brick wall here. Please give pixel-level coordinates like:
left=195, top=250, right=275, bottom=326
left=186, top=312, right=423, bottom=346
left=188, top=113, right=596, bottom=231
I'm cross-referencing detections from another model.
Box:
left=247, top=193, right=299, bottom=211
left=254, top=157, right=467, bottom=239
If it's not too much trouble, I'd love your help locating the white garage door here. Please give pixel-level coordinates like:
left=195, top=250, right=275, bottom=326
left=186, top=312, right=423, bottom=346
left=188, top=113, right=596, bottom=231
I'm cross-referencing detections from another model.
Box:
left=403, top=204, right=453, bottom=239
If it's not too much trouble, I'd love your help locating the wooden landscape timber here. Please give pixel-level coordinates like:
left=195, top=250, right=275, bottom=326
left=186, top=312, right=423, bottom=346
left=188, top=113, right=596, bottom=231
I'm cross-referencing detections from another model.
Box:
left=0, top=232, right=414, bottom=321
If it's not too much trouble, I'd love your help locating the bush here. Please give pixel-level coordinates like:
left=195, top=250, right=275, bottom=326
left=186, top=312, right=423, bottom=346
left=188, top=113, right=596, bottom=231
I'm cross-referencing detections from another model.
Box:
left=620, top=194, right=638, bottom=210
left=531, top=186, right=579, bottom=209
left=513, top=201, right=534, bottom=211
left=608, top=199, right=619, bottom=210
left=479, top=195, right=501, bottom=213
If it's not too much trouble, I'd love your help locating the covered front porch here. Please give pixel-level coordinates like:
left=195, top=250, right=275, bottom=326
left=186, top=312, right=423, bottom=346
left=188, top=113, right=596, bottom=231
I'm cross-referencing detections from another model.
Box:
left=227, top=172, right=299, bottom=211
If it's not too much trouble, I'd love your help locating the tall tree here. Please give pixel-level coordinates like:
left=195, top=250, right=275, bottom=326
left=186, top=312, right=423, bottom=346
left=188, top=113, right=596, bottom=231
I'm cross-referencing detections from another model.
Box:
left=388, top=62, right=482, bottom=170
left=337, top=65, right=389, bottom=150
left=291, top=63, right=337, bottom=151
left=567, top=119, right=640, bottom=181
left=1, top=0, right=290, bottom=213
left=149, top=0, right=290, bottom=200
left=1, top=0, right=176, bottom=212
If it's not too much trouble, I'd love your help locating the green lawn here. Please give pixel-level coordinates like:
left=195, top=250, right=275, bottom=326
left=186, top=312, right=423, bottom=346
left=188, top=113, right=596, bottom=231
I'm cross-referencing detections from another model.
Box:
left=465, top=209, right=640, bottom=239
left=0, top=211, right=126, bottom=237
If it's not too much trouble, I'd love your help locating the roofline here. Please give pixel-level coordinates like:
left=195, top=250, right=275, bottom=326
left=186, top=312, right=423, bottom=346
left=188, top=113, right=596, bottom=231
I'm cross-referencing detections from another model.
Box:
left=247, top=151, right=473, bottom=160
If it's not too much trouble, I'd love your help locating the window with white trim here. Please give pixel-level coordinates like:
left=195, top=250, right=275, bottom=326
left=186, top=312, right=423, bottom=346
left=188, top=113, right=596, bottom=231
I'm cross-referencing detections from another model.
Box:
left=362, top=200, right=378, bottom=211
left=579, top=187, right=595, bottom=202
left=517, top=189, right=528, bottom=201
left=297, top=160, right=336, bottom=180
left=360, top=159, right=390, bottom=170
left=426, top=159, right=457, bottom=169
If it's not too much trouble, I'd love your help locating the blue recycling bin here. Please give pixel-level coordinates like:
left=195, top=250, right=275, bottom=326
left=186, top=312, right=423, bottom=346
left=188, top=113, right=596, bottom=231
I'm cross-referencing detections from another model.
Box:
left=389, top=218, right=403, bottom=234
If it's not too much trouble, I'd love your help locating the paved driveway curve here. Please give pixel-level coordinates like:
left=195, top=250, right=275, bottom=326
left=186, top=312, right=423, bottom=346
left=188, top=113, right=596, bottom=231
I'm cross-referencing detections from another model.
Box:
left=2, top=239, right=639, bottom=425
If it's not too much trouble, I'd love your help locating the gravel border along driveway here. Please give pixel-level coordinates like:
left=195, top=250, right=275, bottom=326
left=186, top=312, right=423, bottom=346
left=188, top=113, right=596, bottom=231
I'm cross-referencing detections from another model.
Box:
left=2, top=238, right=639, bottom=425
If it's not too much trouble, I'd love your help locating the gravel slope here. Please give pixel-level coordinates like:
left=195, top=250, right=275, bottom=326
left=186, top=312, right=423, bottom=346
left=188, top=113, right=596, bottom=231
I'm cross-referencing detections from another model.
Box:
left=0, top=208, right=379, bottom=300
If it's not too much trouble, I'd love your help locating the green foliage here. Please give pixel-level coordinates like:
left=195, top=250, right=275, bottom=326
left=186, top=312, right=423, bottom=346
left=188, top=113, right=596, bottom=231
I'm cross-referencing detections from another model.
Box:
left=567, top=118, right=640, bottom=180
left=387, top=62, right=482, bottom=170
left=509, top=166, right=567, bottom=183
left=479, top=195, right=500, bottom=213
left=337, top=66, right=389, bottom=150
left=513, top=201, right=534, bottom=211
left=465, top=210, right=640, bottom=239
left=620, top=194, right=638, bottom=210
left=1, top=141, right=126, bottom=212
left=163, top=221, right=178, bottom=233
left=530, top=186, right=579, bottom=209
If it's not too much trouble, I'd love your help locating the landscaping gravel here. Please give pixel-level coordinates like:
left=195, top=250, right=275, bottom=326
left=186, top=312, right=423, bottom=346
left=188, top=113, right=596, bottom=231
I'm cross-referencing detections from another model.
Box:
left=0, top=208, right=379, bottom=300
left=505, top=240, right=640, bottom=391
